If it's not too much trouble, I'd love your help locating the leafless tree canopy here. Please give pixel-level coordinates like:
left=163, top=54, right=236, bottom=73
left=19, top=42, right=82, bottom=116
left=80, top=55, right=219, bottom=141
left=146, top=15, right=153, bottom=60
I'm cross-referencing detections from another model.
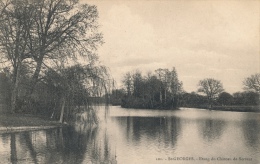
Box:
left=198, top=78, right=224, bottom=107
left=0, top=0, right=104, bottom=113
left=243, top=73, right=260, bottom=93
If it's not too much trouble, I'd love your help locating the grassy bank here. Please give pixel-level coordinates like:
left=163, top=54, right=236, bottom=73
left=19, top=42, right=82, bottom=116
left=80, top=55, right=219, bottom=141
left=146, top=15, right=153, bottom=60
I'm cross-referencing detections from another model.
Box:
left=211, top=106, right=260, bottom=113
left=181, top=105, right=260, bottom=113
left=0, top=113, right=61, bottom=127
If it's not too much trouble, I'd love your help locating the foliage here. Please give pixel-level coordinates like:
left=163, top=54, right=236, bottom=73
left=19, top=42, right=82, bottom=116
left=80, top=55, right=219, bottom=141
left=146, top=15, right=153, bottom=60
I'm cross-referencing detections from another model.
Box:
left=0, top=72, right=11, bottom=106
left=233, top=91, right=259, bottom=106
left=121, top=68, right=183, bottom=109
left=22, top=64, right=111, bottom=121
left=178, top=92, right=208, bottom=108
left=217, top=92, right=233, bottom=106
left=108, top=89, right=125, bottom=105
left=179, top=90, right=259, bottom=108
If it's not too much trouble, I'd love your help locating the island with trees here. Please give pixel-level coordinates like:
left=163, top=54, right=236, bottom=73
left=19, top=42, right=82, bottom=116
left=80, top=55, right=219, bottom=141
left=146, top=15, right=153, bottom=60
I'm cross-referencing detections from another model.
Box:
left=109, top=69, right=259, bottom=112
left=119, top=68, right=182, bottom=109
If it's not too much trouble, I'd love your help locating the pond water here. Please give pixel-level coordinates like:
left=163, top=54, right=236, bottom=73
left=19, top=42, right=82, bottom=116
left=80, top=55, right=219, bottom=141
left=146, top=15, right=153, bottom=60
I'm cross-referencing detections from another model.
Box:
left=0, top=106, right=260, bottom=164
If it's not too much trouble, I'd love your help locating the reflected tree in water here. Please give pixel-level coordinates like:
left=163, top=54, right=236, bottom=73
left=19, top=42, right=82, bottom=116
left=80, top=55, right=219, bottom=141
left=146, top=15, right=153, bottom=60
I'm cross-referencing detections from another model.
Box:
left=199, top=119, right=227, bottom=143
left=60, top=127, right=91, bottom=163
left=241, top=118, right=260, bottom=151
left=116, top=116, right=181, bottom=150
left=168, top=117, right=182, bottom=148
left=5, top=127, right=116, bottom=164
left=21, top=132, right=38, bottom=164
left=10, top=134, right=17, bottom=164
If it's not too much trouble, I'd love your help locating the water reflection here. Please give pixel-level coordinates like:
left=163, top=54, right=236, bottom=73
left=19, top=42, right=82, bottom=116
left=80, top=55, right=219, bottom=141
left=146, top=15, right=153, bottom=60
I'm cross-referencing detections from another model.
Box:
left=241, top=116, right=260, bottom=151
left=0, top=126, right=117, bottom=164
left=10, top=134, right=17, bottom=164
left=114, top=116, right=181, bottom=150
left=199, top=119, right=227, bottom=143
left=22, top=132, right=38, bottom=163
left=0, top=107, right=260, bottom=164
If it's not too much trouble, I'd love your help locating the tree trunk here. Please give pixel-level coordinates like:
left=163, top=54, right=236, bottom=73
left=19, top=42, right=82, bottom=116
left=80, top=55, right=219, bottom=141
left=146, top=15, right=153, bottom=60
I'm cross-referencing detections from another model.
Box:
left=164, top=89, right=167, bottom=104
left=208, top=96, right=212, bottom=109
left=150, top=97, right=153, bottom=108
left=29, top=56, right=44, bottom=95
left=159, top=90, right=162, bottom=104
left=171, top=95, right=175, bottom=108
left=59, top=97, right=65, bottom=123
left=10, top=61, right=22, bottom=113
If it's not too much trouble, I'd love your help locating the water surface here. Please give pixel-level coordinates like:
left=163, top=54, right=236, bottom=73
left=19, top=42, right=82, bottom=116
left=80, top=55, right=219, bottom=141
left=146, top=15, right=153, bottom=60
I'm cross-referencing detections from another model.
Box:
left=0, top=106, right=259, bottom=164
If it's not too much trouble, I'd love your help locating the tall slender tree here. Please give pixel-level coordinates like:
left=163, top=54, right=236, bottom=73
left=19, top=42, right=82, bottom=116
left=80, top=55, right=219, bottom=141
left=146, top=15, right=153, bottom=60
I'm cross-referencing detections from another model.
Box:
left=0, top=0, right=35, bottom=112
left=155, top=68, right=166, bottom=103
left=167, top=67, right=183, bottom=106
left=122, top=72, right=133, bottom=96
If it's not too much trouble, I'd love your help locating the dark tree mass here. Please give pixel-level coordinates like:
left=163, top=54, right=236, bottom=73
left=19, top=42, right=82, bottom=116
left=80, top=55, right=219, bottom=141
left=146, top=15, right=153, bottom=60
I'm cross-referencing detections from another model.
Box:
left=119, top=68, right=183, bottom=109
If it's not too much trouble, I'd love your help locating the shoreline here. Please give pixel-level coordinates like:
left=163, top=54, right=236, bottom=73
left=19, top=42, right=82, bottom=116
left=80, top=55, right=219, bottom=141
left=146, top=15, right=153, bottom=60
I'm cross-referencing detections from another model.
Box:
left=120, top=105, right=260, bottom=113
left=0, top=113, right=65, bottom=133
left=0, top=125, right=63, bottom=134
left=211, top=106, right=260, bottom=113
left=180, top=106, right=260, bottom=113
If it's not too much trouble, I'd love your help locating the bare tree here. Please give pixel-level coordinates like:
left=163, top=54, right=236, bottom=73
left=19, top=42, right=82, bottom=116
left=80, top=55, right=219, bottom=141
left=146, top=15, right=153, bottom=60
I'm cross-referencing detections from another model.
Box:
left=198, top=78, right=224, bottom=108
left=0, top=0, right=35, bottom=113
left=243, top=73, right=260, bottom=93
left=0, top=0, right=103, bottom=113
left=27, top=0, right=103, bottom=92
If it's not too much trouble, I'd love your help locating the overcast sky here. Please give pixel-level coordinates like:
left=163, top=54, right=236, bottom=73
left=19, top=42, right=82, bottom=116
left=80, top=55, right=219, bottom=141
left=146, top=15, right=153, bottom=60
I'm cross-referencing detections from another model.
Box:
left=84, top=0, right=259, bottom=93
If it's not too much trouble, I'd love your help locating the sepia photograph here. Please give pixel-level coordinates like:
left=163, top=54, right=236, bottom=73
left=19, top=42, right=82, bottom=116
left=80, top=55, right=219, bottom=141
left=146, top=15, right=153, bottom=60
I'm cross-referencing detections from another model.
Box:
left=0, top=0, right=259, bottom=163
